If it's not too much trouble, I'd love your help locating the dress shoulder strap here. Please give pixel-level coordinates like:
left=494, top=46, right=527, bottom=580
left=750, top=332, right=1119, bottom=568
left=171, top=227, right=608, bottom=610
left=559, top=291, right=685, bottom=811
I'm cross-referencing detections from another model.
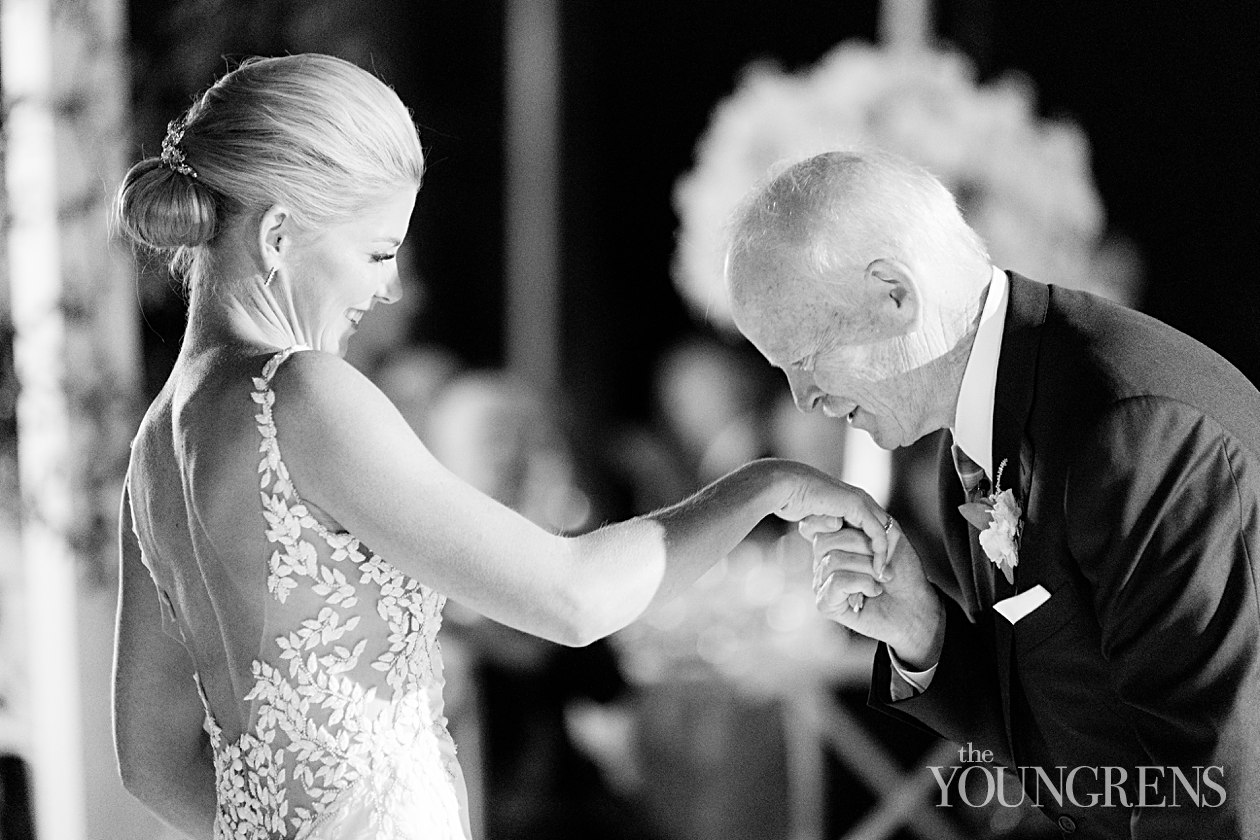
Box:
left=257, top=344, right=311, bottom=388
left=253, top=346, right=310, bottom=503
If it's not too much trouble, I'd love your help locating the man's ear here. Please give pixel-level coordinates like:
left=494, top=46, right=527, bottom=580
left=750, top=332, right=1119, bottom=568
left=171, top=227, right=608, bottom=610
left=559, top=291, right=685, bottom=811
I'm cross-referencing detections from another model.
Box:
left=864, top=258, right=920, bottom=333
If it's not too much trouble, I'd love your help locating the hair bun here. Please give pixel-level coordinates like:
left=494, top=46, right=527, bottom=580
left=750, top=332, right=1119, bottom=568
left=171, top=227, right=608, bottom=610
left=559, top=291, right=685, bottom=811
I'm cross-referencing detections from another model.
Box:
left=115, top=157, right=218, bottom=251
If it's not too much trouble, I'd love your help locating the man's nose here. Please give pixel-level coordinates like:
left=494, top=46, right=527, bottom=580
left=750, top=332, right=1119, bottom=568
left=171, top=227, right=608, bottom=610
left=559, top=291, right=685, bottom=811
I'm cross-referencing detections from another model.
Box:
left=787, top=370, right=825, bottom=413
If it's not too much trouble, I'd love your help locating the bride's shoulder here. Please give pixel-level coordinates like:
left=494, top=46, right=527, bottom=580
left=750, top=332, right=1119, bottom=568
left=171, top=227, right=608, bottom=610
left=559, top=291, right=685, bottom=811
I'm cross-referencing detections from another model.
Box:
left=268, top=348, right=388, bottom=413
left=266, top=349, right=433, bottom=505
left=128, top=382, right=178, bottom=481
left=267, top=349, right=405, bottom=450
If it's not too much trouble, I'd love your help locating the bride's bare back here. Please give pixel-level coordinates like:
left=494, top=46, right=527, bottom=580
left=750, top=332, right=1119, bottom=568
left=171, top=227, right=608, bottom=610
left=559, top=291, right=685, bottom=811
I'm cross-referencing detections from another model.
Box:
left=127, top=346, right=466, bottom=838
left=127, top=349, right=271, bottom=729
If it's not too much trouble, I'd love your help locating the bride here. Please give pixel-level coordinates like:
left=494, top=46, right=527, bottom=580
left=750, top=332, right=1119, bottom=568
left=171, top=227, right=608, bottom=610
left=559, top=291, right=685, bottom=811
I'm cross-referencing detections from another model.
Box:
left=112, top=53, right=891, bottom=840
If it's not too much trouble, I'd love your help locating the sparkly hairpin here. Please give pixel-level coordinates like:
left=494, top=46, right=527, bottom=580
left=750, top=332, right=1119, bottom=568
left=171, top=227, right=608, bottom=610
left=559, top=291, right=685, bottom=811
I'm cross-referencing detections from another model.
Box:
left=160, top=117, right=198, bottom=178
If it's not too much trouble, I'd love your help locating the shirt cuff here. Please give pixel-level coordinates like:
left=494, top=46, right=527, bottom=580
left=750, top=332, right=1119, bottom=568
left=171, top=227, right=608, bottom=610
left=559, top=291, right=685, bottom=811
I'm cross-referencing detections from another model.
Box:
left=888, top=648, right=939, bottom=701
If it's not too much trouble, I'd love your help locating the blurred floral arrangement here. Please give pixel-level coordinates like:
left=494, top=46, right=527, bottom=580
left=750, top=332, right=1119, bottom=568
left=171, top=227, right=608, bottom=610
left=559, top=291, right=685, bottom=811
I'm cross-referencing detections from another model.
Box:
left=672, top=41, right=1143, bottom=331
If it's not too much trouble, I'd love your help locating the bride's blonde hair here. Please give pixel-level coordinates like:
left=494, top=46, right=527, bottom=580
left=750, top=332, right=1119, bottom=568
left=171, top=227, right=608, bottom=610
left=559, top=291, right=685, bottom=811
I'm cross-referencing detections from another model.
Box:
left=115, top=53, right=424, bottom=288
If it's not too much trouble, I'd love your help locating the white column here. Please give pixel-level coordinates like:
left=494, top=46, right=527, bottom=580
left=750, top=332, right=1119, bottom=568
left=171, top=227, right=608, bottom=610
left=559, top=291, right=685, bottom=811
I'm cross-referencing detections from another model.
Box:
left=504, top=0, right=562, bottom=392
left=3, top=0, right=141, bottom=836
left=1, top=0, right=86, bottom=836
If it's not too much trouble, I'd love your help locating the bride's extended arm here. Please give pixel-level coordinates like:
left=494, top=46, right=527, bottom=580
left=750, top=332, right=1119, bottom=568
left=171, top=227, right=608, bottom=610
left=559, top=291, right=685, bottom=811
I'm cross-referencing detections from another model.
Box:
left=275, top=353, right=886, bottom=646
left=113, top=488, right=216, bottom=838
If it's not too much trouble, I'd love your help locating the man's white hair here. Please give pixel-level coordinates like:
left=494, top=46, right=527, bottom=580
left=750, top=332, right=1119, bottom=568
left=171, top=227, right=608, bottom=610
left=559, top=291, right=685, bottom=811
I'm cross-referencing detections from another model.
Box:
left=726, top=148, right=990, bottom=289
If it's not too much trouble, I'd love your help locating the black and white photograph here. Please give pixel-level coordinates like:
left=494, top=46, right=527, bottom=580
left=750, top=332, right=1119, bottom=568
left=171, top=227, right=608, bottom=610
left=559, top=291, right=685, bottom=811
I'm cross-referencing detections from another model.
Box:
left=1, top=1, right=1257, bottom=838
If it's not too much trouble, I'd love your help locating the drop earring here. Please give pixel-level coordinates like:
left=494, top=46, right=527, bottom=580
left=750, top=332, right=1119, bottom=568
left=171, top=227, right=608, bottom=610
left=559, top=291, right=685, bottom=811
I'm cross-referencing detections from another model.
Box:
left=264, top=267, right=277, bottom=287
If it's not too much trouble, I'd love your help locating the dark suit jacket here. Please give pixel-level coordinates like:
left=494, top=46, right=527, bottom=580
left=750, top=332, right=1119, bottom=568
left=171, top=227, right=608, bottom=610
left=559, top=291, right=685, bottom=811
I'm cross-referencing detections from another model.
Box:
left=870, top=273, right=1260, bottom=838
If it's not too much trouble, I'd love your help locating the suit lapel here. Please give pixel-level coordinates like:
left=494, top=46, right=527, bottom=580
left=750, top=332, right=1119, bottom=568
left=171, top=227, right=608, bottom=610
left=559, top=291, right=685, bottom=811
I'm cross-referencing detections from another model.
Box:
left=988, top=272, right=1048, bottom=754
left=990, top=272, right=1048, bottom=590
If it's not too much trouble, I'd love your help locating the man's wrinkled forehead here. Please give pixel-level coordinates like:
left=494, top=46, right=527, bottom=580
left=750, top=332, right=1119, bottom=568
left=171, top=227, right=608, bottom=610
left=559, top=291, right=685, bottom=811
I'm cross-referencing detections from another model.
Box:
left=729, top=257, right=849, bottom=364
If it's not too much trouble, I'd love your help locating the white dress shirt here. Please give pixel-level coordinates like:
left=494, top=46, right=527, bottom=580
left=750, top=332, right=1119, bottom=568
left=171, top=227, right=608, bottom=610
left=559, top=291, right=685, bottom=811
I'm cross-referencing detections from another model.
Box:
left=951, top=265, right=1010, bottom=478
left=890, top=266, right=1009, bottom=698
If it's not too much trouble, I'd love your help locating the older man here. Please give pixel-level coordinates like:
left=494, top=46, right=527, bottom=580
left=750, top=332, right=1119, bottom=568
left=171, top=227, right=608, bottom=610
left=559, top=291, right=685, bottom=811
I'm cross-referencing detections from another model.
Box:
left=725, top=149, right=1260, bottom=839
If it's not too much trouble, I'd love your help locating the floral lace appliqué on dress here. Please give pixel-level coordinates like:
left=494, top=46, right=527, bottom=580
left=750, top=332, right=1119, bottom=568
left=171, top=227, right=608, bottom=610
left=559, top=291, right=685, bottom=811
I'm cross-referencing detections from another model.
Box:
left=199, top=347, right=467, bottom=839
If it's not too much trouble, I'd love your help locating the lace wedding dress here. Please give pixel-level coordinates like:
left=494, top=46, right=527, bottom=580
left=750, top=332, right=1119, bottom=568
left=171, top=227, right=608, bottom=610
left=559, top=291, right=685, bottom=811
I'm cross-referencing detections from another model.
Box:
left=195, top=347, right=468, bottom=839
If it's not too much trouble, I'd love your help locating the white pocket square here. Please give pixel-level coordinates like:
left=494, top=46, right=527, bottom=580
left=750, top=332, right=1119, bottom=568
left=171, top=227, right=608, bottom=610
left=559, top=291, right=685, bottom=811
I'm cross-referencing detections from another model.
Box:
left=993, top=584, right=1050, bottom=625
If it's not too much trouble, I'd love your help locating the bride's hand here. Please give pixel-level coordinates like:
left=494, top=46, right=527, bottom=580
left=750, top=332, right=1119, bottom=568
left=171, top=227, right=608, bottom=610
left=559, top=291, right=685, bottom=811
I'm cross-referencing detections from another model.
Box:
left=772, top=461, right=892, bottom=578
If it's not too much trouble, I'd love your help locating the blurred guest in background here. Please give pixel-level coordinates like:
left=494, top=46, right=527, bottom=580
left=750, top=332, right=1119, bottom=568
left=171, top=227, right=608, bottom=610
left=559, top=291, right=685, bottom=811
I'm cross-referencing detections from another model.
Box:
left=371, top=343, right=465, bottom=442
left=424, top=373, right=593, bottom=536
left=610, top=337, right=779, bottom=515
left=417, top=370, right=657, bottom=840
left=111, top=53, right=892, bottom=840
left=650, top=338, right=777, bottom=485
left=727, top=148, right=1260, bottom=839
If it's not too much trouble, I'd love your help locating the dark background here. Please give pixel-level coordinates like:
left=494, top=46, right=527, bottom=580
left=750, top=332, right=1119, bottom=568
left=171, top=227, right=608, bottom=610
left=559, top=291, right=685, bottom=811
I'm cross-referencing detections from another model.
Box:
left=126, top=0, right=1260, bottom=425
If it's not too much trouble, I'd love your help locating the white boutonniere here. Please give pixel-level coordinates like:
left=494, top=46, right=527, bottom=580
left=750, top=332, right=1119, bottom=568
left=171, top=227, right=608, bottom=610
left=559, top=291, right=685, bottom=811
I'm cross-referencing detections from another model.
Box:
left=959, top=458, right=1022, bottom=585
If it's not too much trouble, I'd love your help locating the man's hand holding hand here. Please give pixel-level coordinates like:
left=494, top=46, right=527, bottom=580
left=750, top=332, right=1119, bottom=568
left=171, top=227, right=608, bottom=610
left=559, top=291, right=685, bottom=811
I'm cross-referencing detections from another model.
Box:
left=801, top=517, right=945, bottom=671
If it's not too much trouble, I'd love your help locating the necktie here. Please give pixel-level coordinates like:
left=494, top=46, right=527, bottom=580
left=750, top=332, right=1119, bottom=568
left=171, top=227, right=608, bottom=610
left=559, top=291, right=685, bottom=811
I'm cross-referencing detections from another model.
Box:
left=951, top=442, right=996, bottom=607
left=951, top=443, right=988, bottom=502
